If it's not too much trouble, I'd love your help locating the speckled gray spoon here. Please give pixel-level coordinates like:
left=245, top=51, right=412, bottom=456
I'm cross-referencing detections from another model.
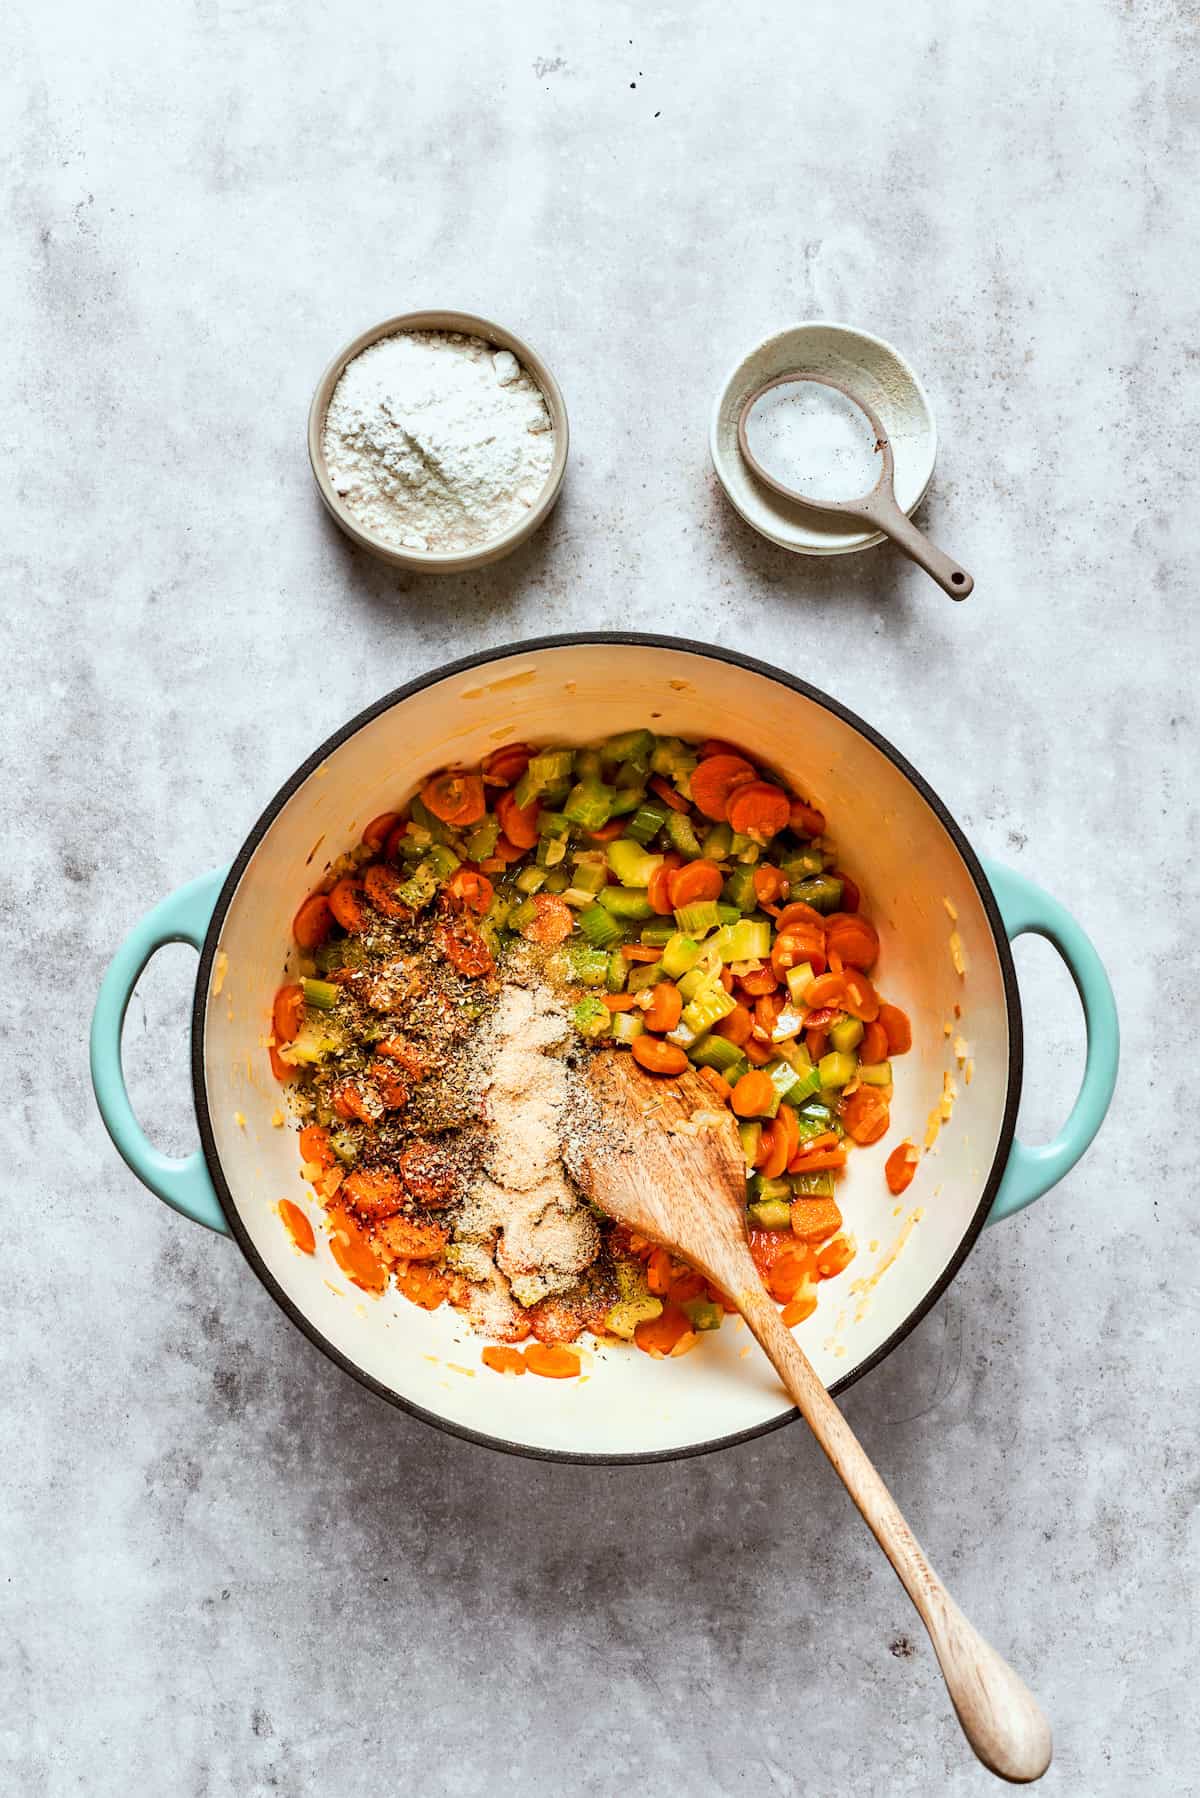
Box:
left=738, top=373, right=974, bottom=600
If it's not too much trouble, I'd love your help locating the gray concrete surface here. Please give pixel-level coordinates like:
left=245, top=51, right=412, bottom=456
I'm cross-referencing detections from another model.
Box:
left=4, top=0, right=1196, bottom=1792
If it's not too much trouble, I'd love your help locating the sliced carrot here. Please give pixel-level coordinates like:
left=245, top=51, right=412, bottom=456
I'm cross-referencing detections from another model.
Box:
left=648, top=774, right=690, bottom=813
left=328, top=876, right=367, bottom=934
left=421, top=769, right=486, bottom=826
left=788, top=798, right=826, bottom=837
left=802, top=971, right=848, bottom=1010
left=363, top=863, right=412, bottom=919
left=342, top=1167, right=404, bottom=1219
left=790, top=1196, right=844, bottom=1243
left=631, top=1036, right=688, bottom=1076
left=759, top=1118, right=790, bottom=1179
left=805, top=1027, right=829, bottom=1060
left=634, top=1302, right=695, bottom=1357
left=295, top=1131, right=332, bottom=1178
left=369, top=1059, right=410, bottom=1110
left=777, top=1103, right=801, bottom=1164
left=754, top=992, right=783, bottom=1039
left=738, top=966, right=779, bottom=997
left=713, top=1003, right=753, bottom=1046
left=646, top=1247, right=673, bottom=1295
left=689, top=753, right=757, bottom=821
left=765, top=1245, right=818, bottom=1303
left=775, top=901, right=828, bottom=934
left=669, top=1270, right=707, bottom=1304
left=878, top=1003, right=913, bottom=1055
left=495, top=789, right=540, bottom=849
left=800, top=1006, right=840, bottom=1031
left=362, top=811, right=402, bottom=853
left=720, top=966, right=735, bottom=992
left=647, top=851, right=682, bottom=915
left=446, top=867, right=494, bottom=914
left=376, top=1037, right=425, bottom=1078
left=770, top=930, right=827, bottom=980
left=268, top=1044, right=297, bottom=1083
left=753, top=864, right=786, bottom=905
left=278, top=1199, right=315, bottom=1254
left=841, top=968, right=880, bottom=1022
left=332, top=1081, right=375, bottom=1124
left=886, top=1141, right=920, bottom=1195
left=621, top=943, right=664, bottom=962
left=826, top=914, right=879, bottom=970
left=521, top=893, right=573, bottom=945
left=748, top=1227, right=805, bottom=1278
left=643, top=981, right=683, bottom=1033
left=326, top=1204, right=388, bottom=1294
left=816, top=1235, right=855, bottom=1279
left=782, top=1291, right=818, bottom=1326
left=523, top=1343, right=582, bottom=1378
left=492, top=833, right=525, bottom=863
left=698, top=1066, right=732, bottom=1104
left=833, top=871, right=861, bottom=913
left=292, top=894, right=332, bottom=950
left=602, top=992, right=638, bottom=1012
left=743, top=1035, right=774, bottom=1066
left=376, top=1214, right=449, bottom=1261
left=860, top=1019, right=890, bottom=1065
left=482, top=1345, right=527, bottom=1375
left=731, top=1069, right=775, bottom=1117
left=791, top=1130, right=838, bottom=1157
left=698, top=738, right=746, bottom=759
left=393, top=1263, right=448, bottom=1310
left=272, top=983, right=305, bottom=1044
left=787, top=1146, right=846, bottom=1172
left=434, top=918, right=494, bottom=978
left=481, top=742, right=532, bottom=786
left=727, top=781, right=790, bottom=842
left=668, top=859, right=724, bottom=908
left=583, top=818, right=625, bottom=842
left=840, top=1085, right=890, bottom=1145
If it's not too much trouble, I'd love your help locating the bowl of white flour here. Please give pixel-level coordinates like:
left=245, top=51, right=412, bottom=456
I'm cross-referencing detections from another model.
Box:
left=309, top=311, right=568, bottom=572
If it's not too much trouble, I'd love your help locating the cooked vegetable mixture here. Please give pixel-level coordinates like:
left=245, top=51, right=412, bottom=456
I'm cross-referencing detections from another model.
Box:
left=270, top=732, right=916, bottom=1378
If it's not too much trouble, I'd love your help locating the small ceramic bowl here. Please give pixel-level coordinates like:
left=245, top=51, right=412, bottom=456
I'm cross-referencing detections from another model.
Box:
left=308, top=310, right=569, bottom=574
left=710, top=321, right=937, bottom=557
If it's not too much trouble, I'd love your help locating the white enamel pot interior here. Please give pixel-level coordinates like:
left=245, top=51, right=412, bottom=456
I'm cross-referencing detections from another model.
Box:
left=195, top=635, right=1020, bottom=1462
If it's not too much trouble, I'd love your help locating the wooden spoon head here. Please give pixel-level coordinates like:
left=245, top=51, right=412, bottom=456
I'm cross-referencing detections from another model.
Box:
left=573, top=1052, right=750, bottom=1287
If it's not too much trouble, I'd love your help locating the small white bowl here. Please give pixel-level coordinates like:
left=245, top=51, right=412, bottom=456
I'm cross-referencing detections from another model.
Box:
left=710, top=321, right=937, bottom=557
left=309, top=310, right=569, bottom=574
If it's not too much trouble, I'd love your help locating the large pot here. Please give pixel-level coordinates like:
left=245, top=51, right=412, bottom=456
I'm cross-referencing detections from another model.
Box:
left=91, top=635, right=1118, bottom=1463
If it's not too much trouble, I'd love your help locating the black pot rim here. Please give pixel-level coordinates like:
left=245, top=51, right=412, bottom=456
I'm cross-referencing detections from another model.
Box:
left=191, top=631, right=1024, bottom=1467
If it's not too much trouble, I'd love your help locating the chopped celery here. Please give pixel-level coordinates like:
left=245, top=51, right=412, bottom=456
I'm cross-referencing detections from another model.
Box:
left=329, top=1130, right=359, bottom=1165
left=681, top=984, right=737, bottom=1036
left=568, top=857, right=607, bottom=894
left=790, top=873, right=844, bottom=914
left=606, top=951, right=628, bottom=993
left=688, top=1034, right=744, bottom=1073
left=661, top=933, right=702, bottom=979
left=605, top=1294, right=663, bottom=1339
left=301, top=978, right=339, bottom=1011
left=674, top=899, right=722, bottom=937
left=766, top=1056, right=819, bottom=1105
left=729, top=832, right=761, bottom=863
left=791, top=1170, right=836, bottom=1198
left=676, top=966, right=711, bottom=1002
left=751, top=1174, right=794, bottom=1205
left=573, top=996, right=611, bottom=1039
left=563, top=776, right=615, bottom=830
left=722, top=864, right=758, bottom=912
left=663, top=809, right=702, bottom=857
left=508, top=897, right=537, bottom=930
left=514, top=748, right=574, bottom=808
left=537, top=810, right=572, bottom=840
left=568, top=945, right=611, bottom=987
left=786, top=961, right=816, bottom=1005
left=797, top=1098, right=837, bottom=1129
left=780, top=845, right=825, bottom=877
left=609, top=786, right=645, bottom=815
left=818, top=1049, right=857, bottom=1088
left=573, top=746, right=603, bottom=779
left=602, top=728, right=655, bottom=768
left=858, top=1060, right=893, bottom=1086
left=625, top=799, right=669, bottom=845
left=701, top=821, right=733, bottom=860
left=597, top=886, right=654, bottom=920
left=639, top=920, right=676, bottom=947
left=314, top=937, right=365, bottom=975
left=712, top=918, right=771, bottom=962
left=782, top=1063, right=822, bottom=1104
left=543, top=867, right=569, bottom=893
left=607, top=838, right=664, bottom=887
left=650, top=736, right=698, bottom=780
left=611, top=1010, right=645, bottom=1044
left=464, top=815, right=500, bottom=861
left=536, top=836, right=567, bottom=869
left=515, top=865, right=547, bottom=895
left=579, top=904, right=625, bottom=949
left=410, top=793, right=455, bottom=846
left=396, top=850, right=459, bottom=909
left=716, top=902, right=742, bottom=927
left=681, top=1297, right=723, bottom=1331
left=626, top=960, right=665, bottom=992
left=829, top=1015, right=864, bottom=1054
left=281, top=1018, right=344, bottom=1065
left=747, top=1198, right=792, bottom=1231
left=738, top=1120, right=762, bottom=1168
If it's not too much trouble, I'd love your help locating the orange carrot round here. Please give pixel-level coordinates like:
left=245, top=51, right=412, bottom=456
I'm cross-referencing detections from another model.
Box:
left=328, top=876, right=367, bottom=934
left=268, top=1044, right=297, bottom=1083
left=447, top=867, right=494, bottom=914
left=689, top=753, right=757, bottom=821
left=363, top=863, right=412, bottom=918
left=298, top=1124, right=336, bottom=1171
left=759, top=1118, right=790, bottom=1179
left=631, top=1035, right=689, bottom=1076
left=292, top=894, right=332, bottom=950
left=421, top=768, right=486, bottom=826
left=523, top=1342, right=582, bottom=1378
left=495, top=789, right=540, bottom=849
left=647, top=852, right=682, bottom=915
left=789, top=1196, right=844, bottom=1244
left=667, top=859, right=724, bottom=908
left=840, top=968, right=880, bottom=1022
left=886, top=1141, right=919, bottom=1195
left=738, top=966, right=779, bottom=997
left=753, top=864, right=786, bottom=905
left=643, top=981, right=683, bottom=1033
left=775, top=901, right=828, bottom=934
left=825, top=913, right=879, bottom=970
left=727, top=781, right=790, bottom=841
left=840, top=1085, right=890, bottom=1144
left=602, top=992, right=639, bottom=1012
left=521, top=893, right=573, bottom=944
left=878, top=1003, right=913, bottom=1055
left=481, top=743, right=532, bottom=786
left=743, top=1036, right=773, bottom=1066
left=770, top=929, right=827, bottom=980
left=731, top=1069, right=775, bottom=1117
left=646, top=1247, right=674, bottom=1295
left=859, top=1019, right=890, bottom=1065
left=713, top=1002, right=753, bottom=1046
left=634, top=1303, right=695, bottom=1357
left=788, top=797, right=826, bottom=837
left=361, top=811, right=402, bottom=853
left=801, top=971, right=847, bottom=1010
left=434, top=919, right=494, bottom=978
left=782, top=1292, right=818, bottom=1326
left=482, top=1345, right=527, bottom=1375
left=278, top=1199, right=315, bottom=1255
left=272, top=983, right=305, bottom=1044
left=816, top=1235, right=855, bottom=1280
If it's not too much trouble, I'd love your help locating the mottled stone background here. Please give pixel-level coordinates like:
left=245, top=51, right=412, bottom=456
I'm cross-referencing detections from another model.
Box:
left=3, top=0, right=1195, bottom=1793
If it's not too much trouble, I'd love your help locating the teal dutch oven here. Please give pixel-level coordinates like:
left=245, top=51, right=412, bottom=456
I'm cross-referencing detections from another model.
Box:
left=91, top=635, right=1119, bottom=1463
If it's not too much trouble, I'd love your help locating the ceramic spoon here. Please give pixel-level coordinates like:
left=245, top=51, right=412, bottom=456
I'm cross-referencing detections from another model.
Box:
left=576, top=1054, right=1051, bottom=1785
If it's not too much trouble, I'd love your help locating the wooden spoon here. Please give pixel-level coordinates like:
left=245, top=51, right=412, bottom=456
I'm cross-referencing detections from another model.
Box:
left=576, top=1054, right=1052, bottom=1785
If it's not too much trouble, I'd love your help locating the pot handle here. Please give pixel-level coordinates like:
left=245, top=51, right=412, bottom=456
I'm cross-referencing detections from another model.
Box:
left=983, top=861, right=1119, bottom=1224
left=90, top=868, right=231, bottom=1235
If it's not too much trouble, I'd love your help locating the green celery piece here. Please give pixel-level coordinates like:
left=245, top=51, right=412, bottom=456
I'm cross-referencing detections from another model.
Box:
left=818, top=1049, right=857, bottom=1088
left=780, top=1063, right=822, bottom=1105
left=508, top=896, right=538, bottom=931
left=681, top=984, right=737, bottom=1036
left=747, top=1198, right=792, bottom=1231
left=722, top=864, right=758, bottom=912
left=688, top=1034, right=743, bottom=1073
left=543, top=867, right=569, bottom=893
left=514, top=748, right=574, bottom=808
left=625, top=799, right=669, bottom=845
left=737, top=1120, right=762, bottom=1167
left=610, top=1010, right=645, bottom=1044
left=639, top=920, right=676, bottom=947
left=597, top=886, right=654, bottom=920
left=764, top=1058, right=804, bottom=1107
left=701, top=822, right=733, bottom=860
left=674, top=898, right=721, bottom=937
left=791, top=1170, right=836, bottom=1198
left=464, top=815, right=500, bottom=861
left=536, top=836, right=567, bottom=870
left=602, top=728, right=655, bottom=767
left=537, top=810, right=572, bottom=840
left=604, top=1293, right=662, bottom=1338
left=661, top=933, right=701, bottom=979
left=409, top=794, right=454, bottom=846
left=329, top=1130, right=359, bottom=1165
left=568, top=857, right=607, bottom=895
left=753, top=1175, right=794, bottom=1204
left=607, top=838, right=663, bottom=887
left=301, top=978, right=339, bottom=1011
left=606, top=951, right=628, bottom=993
left=514, top=866, right=546, bottom=895
left=790, top=874, right=845, bottom=914
left=662, top=809, right=702, bottom=857
left=681, top=1297, right=723, bottom=1331
left=858, top=1060, right=893, bottom=1087
left=573, top=746, right=603, bottom=779
left=313, top=937, right=365, bottom=975
left=780, top=845, right=825, bottom=879
left=650, top=736, right=698, bottom=780
left=573, top=995, right=611, bottom=1039
left=626, top=960, right=665, bottom=992
left=785, top=961, right=816, bottom=1004
left=829, top=1015, right=864, bottom=1054
left=797, top=1097, right=838, bottom=1129
left=579, top=904, right=625, bottom=949
left=729, top=832, right=760, bottom=862
left=396, top=854, right=450, bottom=910
left=609, top=786, right=645, bottom=816
left=563, top=775, right=615, bottom=830
left=713, top=918, right=772, bottom=962
left=716, top=902, right=741, bottom=927
left=568, top=945, right=610, bottom=986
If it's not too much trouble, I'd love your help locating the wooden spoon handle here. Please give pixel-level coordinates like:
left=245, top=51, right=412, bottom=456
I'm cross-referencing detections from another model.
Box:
left=738, top=1283, right=1050, bottom=1783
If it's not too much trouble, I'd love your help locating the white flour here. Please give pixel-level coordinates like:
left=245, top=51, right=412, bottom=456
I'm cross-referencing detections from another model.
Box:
left=321, top=330, right=555, bottom=553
